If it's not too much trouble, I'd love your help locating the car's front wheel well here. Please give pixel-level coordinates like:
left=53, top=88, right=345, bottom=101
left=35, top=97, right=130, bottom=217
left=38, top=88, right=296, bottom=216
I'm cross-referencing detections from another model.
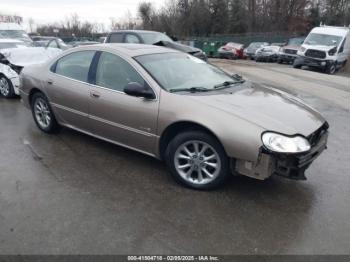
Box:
left=28, top=88, right=43, bottom=105
left=159, top=122, right=224, bottom=160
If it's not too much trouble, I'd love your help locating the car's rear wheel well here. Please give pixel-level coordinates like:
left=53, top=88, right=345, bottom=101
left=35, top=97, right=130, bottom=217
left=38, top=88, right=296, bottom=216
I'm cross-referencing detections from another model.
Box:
left=159, top=122, right=224, bottom=160
left=28, top=88, right=43, bottom=105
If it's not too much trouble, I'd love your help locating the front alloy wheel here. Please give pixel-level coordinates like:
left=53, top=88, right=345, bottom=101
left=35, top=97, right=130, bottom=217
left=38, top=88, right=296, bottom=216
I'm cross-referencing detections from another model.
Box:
left=166, top=131, right=230, bottom=190
left=174, top=141, right=221, bottom=185
left=0, top=76, right=15, bottom=98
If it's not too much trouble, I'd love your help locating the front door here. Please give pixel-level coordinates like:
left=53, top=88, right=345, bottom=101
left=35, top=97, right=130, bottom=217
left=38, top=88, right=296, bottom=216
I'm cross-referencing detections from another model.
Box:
left=89, top=51, right=159, bottom=155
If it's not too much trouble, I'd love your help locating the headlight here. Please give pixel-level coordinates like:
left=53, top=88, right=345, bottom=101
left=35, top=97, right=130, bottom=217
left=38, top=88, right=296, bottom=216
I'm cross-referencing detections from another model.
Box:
left=328, top=47, right=337, bottom=56
left=262, top=132, right=311, bottom=153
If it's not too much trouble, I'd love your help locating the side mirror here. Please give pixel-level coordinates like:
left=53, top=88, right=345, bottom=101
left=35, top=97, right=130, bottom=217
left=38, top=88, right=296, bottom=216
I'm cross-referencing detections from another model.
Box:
left=124, top=82, right=155, bottom=99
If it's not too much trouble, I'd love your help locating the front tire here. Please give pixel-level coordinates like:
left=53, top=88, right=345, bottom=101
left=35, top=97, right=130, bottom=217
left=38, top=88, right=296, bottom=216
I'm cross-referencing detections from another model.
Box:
left=325, top=62, right=337, bottom=75
left=165, top=131, right=230, bottom=190
left=31, top=92, right=60, bottom=133
left=0, top=75, right=15, bottom=98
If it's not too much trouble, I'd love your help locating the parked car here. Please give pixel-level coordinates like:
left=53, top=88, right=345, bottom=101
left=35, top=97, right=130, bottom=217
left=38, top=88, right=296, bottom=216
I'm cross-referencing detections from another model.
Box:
left=278, top=37, right=305, bottom=64
left=0, top=22, right=32, bottom=44
left=244, top=42, right=269, bottom=60
left=255, top=46, right=281, bottom=62
left=19, top=44, right=329, bottom=190
left=0, top=47, right=62, bottom=98
left=32, top=37, right=70, bottom=50
left=294, top=25, right=350, bottom=74
left=105, top=30, right=207, bottom=61
left=218, top=42, right=244, bottom=59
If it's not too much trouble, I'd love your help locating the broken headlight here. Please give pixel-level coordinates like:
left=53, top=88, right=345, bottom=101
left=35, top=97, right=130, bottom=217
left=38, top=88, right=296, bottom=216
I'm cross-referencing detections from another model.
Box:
left=262, top=132, right=311, bottom=154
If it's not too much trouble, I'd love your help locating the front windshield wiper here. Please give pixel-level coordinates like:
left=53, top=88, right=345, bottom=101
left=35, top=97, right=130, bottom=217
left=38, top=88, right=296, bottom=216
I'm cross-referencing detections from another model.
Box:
left=169, top=87, right=210, bottom=93
left=214, top=80, right=245, bottom=90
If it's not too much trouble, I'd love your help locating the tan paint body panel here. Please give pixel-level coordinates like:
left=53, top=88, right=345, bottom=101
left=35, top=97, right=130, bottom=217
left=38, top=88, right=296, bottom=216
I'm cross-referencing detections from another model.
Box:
left=20, top=44, right=326, bottom=164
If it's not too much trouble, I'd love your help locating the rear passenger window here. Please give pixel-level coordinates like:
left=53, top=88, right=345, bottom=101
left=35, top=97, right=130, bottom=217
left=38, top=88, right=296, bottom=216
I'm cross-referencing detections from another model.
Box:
left=108, top=33, right=124, bottom=43
left=95, top=52, right=145, bottom=92
left=54, top=51, right=95, bottom=82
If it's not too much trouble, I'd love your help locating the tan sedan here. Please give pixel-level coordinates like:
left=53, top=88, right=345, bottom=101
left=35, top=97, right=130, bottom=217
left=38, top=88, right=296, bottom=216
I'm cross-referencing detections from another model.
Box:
left=19, top=44, right=329, bottom=189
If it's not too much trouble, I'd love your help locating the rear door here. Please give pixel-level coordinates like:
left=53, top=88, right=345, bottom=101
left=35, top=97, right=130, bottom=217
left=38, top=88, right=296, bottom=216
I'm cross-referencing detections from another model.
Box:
left=46, top=50, right=95, bottom=132
left=88, top=51, right=159, bottom=155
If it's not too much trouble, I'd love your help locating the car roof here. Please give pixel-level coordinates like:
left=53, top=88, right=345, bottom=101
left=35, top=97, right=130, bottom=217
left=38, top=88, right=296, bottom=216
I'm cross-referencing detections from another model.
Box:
left=72, top=43, right=179, bottom=57
left=311, top=26, right=349, bottom=37
left=109, top=30, right=163, bottom=34
left=33, top=36, right=56, bottom=40
left=0, top=23, right=23, bottom=30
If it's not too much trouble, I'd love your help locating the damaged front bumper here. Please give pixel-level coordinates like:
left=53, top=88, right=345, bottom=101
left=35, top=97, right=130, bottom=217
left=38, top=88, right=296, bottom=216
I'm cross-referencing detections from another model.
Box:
left=235, top=123, right=329, bottom=181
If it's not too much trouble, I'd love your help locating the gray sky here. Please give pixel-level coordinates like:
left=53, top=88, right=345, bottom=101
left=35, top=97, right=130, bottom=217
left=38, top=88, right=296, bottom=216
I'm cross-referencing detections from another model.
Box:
left=1, top=0, right=165, bottom=30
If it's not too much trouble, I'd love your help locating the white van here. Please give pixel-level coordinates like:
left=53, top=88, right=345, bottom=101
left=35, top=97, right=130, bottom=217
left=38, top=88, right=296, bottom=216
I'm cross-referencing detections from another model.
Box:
left=0, top=22, right=32, bottom=44
left=293, top=25, right=350, bottom=74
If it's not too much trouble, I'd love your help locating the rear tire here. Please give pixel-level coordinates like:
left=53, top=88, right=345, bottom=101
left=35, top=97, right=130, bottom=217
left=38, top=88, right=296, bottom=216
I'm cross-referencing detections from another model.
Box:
left=0, top=75, right=15, bottom=98
left=31, top=92, right=60, bottom=133
left=165, top=131, right=230, bottom=190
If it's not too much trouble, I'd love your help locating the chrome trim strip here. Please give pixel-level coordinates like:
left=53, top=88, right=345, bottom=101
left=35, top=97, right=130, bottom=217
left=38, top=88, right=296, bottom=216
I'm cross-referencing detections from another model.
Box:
left=61, top=123, right=159, bottom=159
left=51, top=102, right=88, bottom=117
left=89, top=114, right=157, bottom=138
left=51, top=102, right=158, bottom=138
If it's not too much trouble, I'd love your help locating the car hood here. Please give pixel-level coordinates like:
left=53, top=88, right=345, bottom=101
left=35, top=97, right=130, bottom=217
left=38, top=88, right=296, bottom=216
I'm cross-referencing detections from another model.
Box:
left=0, top=47, right=62, bottom=67
left=283, top=45, right=300, bottom=50
left=302, top=44, right=335, bottom=51
left=154, top=41, right=201, bottom=54
left=188, top=82, right=325, bottom=137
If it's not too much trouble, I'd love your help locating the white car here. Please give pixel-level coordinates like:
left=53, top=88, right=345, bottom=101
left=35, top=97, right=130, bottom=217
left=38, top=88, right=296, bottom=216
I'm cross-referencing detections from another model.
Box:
left=294, top=25, right=350, bottom=74
left=0, top=47, right=62, bottom=98
left=0, top=22, right=32, bottom=44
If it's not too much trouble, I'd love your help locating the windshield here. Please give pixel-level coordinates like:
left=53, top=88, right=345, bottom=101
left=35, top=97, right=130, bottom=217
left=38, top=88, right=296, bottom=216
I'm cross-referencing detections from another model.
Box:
left=0, top=30, right=31, bottom=41
left=288, top=38, right=305, bottom=46
left=304, top=33, right=342, bottom=47
left=138, top=32, right=173, bottom=44
left=136, top=53, right=239, bottom=92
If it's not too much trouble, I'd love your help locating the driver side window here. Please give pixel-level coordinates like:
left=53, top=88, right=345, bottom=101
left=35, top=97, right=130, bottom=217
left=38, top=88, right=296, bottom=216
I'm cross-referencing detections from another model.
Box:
left=95, top=52, right=145, bottom=92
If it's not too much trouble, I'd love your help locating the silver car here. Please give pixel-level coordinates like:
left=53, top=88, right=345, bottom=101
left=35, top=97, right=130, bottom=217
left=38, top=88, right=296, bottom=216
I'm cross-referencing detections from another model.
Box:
left=19, top=44, right=329, bottom=190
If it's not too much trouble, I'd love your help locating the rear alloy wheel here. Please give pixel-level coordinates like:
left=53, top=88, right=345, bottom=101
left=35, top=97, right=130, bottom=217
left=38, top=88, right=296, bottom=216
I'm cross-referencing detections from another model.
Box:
left=166, top=131, right=230, bottom=190
left=0, top=75, right=15, bottom=98
left=31, top=92, right=59, bottom=133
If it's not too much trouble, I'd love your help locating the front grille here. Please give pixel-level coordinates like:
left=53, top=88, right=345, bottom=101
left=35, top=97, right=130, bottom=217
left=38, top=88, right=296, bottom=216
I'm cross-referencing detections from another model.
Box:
left=284, top=49, right=297, bottom=55
left=305, top=49, right=326, bottom=59
left=308, top=122, right=329, bottom=146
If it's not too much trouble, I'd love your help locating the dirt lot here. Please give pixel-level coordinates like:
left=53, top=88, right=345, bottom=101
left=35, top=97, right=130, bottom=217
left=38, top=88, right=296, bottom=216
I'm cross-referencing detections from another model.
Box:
left=0, top=60, right=350, bottom=255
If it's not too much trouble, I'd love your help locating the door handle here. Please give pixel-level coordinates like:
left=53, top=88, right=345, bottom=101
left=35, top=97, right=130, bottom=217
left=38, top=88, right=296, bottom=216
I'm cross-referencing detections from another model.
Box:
left=90, top=91, right=101, bottom=98
left=47, top=80, right=53, bottom=85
